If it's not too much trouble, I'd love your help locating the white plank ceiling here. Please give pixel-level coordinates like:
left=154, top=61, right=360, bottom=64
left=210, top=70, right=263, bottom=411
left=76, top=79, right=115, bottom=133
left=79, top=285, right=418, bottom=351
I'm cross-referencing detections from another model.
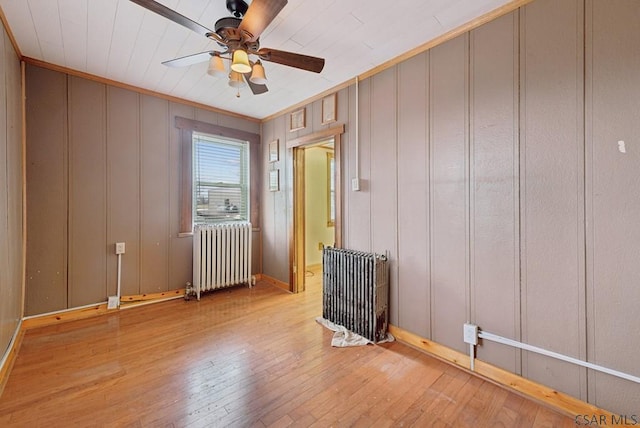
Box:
left=0, top=0, right=513, bottom=119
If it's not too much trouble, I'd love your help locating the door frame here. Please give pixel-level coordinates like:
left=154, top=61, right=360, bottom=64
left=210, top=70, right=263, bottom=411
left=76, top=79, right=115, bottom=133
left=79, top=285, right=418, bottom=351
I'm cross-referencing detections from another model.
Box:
left=287, top=124, right=344, bottom=293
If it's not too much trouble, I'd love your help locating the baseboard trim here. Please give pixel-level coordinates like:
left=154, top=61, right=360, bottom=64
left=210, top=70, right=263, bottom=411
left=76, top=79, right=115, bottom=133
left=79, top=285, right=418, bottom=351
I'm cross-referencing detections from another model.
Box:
left=120, top=289, right=186, bottom=304
left=22, top=303, right=109, bottom=330
left=120, top=290, right=186, bottom=310
left=21, top=288, right=188, bottom=330
left=259, top=274, right=291, bottom=292
left=388, top=325, right=611, bottom=420
left=14, top=280, right=277, bottom=333
left=0, top=320, right=24, bottom=397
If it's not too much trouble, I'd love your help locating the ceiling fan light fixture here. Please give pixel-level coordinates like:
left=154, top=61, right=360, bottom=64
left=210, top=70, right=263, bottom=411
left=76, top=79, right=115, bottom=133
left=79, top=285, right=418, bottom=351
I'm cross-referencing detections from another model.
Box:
left=228, top=70, right=245, bottom=88
left=207, top=54, right=227, bottom=78
left=231, top=49, right=252, bottom=73
left=250, top=61, right=267, bottom=85
left=133, top=0, right=325, bottom=97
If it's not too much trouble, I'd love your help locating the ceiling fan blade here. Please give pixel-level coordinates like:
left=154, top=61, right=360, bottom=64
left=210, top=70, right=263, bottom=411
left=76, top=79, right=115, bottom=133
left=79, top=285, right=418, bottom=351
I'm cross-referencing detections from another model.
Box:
left=238, top=0, right=287, bottom=42
left=244, top=73, right=269, bottom=95
left=257, top=48, right=325, bottom=73
left=129, top=0, right=213, bottom=37
left=162, top=51, right=216, bottom=68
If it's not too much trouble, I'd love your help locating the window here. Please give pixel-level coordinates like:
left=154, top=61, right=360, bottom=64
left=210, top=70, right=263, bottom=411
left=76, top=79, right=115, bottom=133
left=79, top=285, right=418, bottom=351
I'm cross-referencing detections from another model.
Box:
left=175, top=116, right=259, bottom=234
left=327, top=152, right=335, bottom=227
left=192, top=132, right=249, bottom=224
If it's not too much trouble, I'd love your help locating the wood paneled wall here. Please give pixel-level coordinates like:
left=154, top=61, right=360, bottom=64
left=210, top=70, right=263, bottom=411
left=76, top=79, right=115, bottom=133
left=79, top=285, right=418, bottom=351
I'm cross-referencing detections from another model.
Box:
left=470, top=12, right=520, bottom=375
left=260, top=0, right=640, bottom=415
left=25, top=64, right=261, bottom=316
left=261, top=85, right=353, bottom=283
left=0, top=20, right=22, bottom=363
left=585, top=0, right=640, bottom=412
left=520, top=0, right=587, bottom=399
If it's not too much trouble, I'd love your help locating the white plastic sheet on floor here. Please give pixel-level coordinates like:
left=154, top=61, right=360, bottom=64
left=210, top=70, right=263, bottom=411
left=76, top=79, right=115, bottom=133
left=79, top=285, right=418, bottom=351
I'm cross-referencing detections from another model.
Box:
left=315, top=317, right=394, bottom=347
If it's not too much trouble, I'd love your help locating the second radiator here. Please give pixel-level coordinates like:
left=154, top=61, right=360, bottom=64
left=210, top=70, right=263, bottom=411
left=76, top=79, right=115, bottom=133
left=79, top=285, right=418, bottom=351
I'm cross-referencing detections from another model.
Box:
left=322, top=247, right=389, bottom=343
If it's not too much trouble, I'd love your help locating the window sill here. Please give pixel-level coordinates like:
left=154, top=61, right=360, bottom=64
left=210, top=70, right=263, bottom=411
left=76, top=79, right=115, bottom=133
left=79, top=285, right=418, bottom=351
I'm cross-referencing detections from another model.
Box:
left=179, top=228, right=260, bottom=238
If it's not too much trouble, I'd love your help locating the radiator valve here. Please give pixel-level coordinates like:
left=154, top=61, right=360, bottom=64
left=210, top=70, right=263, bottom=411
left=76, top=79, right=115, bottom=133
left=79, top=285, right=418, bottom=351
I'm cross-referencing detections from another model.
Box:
left=184, top=282, right=194, bottom=301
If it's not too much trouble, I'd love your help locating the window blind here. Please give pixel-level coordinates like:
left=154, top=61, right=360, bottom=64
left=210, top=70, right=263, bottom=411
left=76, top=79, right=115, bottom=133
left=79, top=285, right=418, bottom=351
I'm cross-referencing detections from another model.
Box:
left=193, top=132, right=249, bottom=224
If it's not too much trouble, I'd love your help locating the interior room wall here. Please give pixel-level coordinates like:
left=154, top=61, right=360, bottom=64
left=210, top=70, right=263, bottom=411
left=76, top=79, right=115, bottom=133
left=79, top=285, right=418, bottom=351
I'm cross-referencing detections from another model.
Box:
left=24, top=63, right=261, bottom=316
left=260, top=0, right=640, bottom=415
left=304, top=146, right=334, bottom=267
left=261, top=86, right=353, bottom=284
left=0, top=20, right=23, bottom=363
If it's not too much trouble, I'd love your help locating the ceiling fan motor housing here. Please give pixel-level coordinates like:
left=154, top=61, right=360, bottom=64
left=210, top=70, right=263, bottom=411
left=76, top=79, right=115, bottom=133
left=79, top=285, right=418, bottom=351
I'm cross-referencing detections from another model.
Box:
left=226, top=0, right=249, bottom=18
left=214, top=17, right=259, bottom=51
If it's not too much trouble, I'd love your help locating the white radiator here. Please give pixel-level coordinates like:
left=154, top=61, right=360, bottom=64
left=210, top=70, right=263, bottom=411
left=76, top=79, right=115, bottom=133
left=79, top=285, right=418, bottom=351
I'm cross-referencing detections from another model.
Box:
left=193, top=222, right=253, bottom=299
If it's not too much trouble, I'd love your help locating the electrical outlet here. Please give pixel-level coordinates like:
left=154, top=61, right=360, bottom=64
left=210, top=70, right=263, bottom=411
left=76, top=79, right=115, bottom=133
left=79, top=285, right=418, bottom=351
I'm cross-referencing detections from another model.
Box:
left=463, top=323, right=478, bottom=345
left=115, top=242, right=125, bottom=255
left=107, top=296, right=119, bottom=310
left=318, top=242, right=323, bottom=251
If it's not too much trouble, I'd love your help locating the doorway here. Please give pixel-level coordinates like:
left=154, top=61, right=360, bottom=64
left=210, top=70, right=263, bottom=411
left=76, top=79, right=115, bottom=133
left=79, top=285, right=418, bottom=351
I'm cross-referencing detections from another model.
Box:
left=288, top=125, right=344, bottom=293
left=302, top=141, right=334, bottom=292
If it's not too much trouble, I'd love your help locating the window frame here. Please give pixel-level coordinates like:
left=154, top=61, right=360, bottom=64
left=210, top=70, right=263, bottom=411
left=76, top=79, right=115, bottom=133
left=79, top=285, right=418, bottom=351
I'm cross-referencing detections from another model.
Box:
left=192, top=132, right=250, bottom=224
left=175, top=116, right=260, bottom=235
left=326, top=151, right=335, bottom=227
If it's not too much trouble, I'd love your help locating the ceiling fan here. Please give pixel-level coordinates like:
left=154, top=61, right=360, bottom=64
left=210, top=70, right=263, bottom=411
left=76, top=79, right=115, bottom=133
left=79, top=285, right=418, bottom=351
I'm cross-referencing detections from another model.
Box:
left=129, top=0, right=325, bottom=96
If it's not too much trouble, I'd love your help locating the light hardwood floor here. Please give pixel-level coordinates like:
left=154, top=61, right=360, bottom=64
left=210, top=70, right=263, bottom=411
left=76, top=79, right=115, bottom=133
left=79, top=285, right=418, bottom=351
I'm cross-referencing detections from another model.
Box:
left=0, top=268, right=574, bottom=427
